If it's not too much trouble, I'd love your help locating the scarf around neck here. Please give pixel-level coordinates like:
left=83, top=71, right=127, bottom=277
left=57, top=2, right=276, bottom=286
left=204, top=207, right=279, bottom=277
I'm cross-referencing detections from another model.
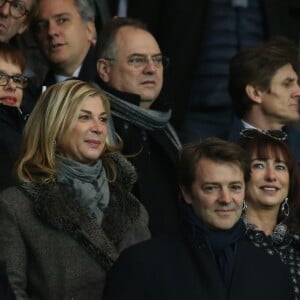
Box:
left=56, top=154, right=110, bottom=224
left=183, top=203, right=245, bottom=289
left=105, top=90, right=182, bottom=150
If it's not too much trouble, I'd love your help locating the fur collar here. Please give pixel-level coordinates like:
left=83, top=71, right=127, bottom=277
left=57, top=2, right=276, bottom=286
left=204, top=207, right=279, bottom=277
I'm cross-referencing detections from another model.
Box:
left=19, top=153, right=141, bottom=271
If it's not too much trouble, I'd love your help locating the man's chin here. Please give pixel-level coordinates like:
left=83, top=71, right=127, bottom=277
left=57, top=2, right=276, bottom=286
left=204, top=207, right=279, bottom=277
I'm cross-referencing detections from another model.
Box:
left=140, top=99, right=155, bottom=109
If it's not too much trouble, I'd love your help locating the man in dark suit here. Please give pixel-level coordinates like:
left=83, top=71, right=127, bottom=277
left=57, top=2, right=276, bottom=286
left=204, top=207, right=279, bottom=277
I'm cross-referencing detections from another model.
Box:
left=227, top=37, right=300, bottom=162
left=96, top=17, right=181, bottom=236
left=32, top=0, right=97, bottom=87
left=104, top=138, right=294, bottom=300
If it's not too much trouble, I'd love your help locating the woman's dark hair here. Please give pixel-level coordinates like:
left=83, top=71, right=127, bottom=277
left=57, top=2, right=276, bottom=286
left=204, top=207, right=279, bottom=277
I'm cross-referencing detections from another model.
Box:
left=239, top=134, right=300, bottom=233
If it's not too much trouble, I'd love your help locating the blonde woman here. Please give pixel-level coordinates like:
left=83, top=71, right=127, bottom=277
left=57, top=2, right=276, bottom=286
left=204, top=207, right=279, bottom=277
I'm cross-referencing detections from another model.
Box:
left=0, top=80, right=150, bottom=299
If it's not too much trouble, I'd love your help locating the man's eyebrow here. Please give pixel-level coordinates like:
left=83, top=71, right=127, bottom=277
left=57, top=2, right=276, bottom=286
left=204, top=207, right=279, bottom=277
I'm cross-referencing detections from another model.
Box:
left=37, top=12, right=71, bottom=21
left=128, top=52, right=162, bottom=57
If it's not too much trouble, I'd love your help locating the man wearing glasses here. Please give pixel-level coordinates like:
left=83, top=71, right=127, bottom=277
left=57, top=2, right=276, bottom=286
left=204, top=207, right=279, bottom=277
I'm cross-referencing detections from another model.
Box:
left=227, top=37, right=300, bottom=163
left=0, top=0, right=37, bottom=43
left=96, top=17, right=181, bottom=237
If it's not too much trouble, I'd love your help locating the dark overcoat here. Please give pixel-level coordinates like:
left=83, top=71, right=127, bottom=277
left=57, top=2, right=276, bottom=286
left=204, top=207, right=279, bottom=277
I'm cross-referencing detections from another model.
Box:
left=104, top=231, right=294, bottom=300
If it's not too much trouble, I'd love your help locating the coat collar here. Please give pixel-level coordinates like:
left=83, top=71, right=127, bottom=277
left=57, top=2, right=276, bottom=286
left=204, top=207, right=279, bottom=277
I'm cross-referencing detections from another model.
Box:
left=19, top=177, right=140, bottom=271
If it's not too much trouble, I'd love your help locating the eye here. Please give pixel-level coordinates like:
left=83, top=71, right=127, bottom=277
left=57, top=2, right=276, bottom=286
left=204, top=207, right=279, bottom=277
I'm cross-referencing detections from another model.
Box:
left=0, top=73, right=7, bottom=80
left=56, top=16, right=69, bottom=25
left=152, top=55, right=163, bottom=65
left=128, top=56, right=145, bottom=66
left=99, top=116, right=108, bottom=123
left=275, top=164, right=287, bottom=171
left=203, top=185, right=218, bottom=193
left=79, top=114, right=90, bottom=120
left=251, top=161, right=265, bottom=169
left=282, top=80, right=293, bottom=88
left=12, top=75, right=24, bottom=84
left=11, top=1, right=24, bottom=12
left=230, top=184, right=243, bottom=193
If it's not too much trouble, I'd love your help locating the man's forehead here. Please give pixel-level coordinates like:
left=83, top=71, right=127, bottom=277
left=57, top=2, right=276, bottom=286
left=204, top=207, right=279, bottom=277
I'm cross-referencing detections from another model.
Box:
left=115, top=26, right=160, bottom=52
left=37, top=0, right=77, bottom=18
left=272, top=63, right=298, bottom=82
left=196, top=158, right=244, bottom=182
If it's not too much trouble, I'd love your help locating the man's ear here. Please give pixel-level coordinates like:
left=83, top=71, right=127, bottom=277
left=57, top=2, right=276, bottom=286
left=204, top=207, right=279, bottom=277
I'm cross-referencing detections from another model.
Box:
left=97, top=58, right=111, bottom=82
left=180, top=186, right=193, bottom=205
left=245, top=84, right=263, bottom=104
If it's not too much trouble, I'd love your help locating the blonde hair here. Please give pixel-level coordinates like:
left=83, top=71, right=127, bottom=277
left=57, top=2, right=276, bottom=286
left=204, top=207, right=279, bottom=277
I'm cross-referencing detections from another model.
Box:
left=17, top=80, right=118, bottom=183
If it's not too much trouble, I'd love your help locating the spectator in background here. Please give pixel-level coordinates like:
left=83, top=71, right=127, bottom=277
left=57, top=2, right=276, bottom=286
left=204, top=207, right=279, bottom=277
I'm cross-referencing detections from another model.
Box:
left=33, top=0, right=97, bottom=88
left=227, top=37, right=300, bottom=163
left=0, top=42, right=28, bottom=191
left=0, top=80, right=150, bottom=299
left=104, top=137, right=295, bottom=300
left=0, top=0, right=37, bottom=43
left=127, top=0, right=300, bottom=142
left=96, top=17, right=181, bottom=236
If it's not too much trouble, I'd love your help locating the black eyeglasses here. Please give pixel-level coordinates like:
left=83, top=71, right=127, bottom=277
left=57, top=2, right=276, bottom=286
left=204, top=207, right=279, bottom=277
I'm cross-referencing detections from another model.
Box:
left=0, top=71, right=28, bottom=88
left=240, top=128, right=287, bottom=141
left=105, top=54, right=169, bottom=69
left=0, top=0, right=29, bottom=18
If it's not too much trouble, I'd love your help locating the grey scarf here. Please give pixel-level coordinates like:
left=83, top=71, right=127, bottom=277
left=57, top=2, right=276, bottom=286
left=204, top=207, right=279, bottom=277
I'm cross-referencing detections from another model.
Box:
left=105, top=90, right=182, bottom=150
left=56, top=154, right=110, bottom=224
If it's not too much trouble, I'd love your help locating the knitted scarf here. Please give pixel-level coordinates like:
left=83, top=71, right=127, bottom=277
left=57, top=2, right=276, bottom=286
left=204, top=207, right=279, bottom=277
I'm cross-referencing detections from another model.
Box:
left=105, top=90, right=182, bottom=150
left=56, top=155, right=110, bottom=225
left=183, top=203, right=245, bottom=289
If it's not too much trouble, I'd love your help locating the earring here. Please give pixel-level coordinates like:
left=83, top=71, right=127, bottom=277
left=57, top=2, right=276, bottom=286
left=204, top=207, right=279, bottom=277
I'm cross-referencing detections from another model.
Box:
left=242, top=201, right=248, bottom=211
left=281, top=197, right=289, bottom=217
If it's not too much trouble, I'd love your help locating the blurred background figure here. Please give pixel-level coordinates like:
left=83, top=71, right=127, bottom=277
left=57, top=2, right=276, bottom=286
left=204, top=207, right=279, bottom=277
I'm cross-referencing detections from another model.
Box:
left=0, top=80, right=149, bottom=299
left=239, top=129, right=300, bottom=299
left=127, top=0, right=300, bottom=142
left=0, top=42, right=28, bottom=191
left=228, top=37, right=300, bottom=163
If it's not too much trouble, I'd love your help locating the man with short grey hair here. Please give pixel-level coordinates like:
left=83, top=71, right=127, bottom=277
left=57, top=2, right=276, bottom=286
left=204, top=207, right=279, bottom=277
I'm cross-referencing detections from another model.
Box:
left=96, top=17, right=181, bottom=236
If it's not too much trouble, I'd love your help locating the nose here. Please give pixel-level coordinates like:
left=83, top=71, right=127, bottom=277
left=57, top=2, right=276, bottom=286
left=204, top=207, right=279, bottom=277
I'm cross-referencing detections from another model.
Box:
left=143, top=58, right=156, bottom=74
left=47, top=21, right=59, bottom=37
left=90, top=119, right=104, bottom=134
left=0, top=2, right=10, bottom=17
left=265, top=165, right=276, bottom=182
left=4, top=78, right=16, bottom=91
left=218, top=188, right=232, bottom=204
left=292, top=82, right=300, bottom=99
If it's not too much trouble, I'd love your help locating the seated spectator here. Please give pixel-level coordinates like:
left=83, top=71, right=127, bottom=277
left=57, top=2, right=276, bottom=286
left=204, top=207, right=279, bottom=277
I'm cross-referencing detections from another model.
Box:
left=23, top=0, right=98, bottom=114
left=227, top=37, right=300, bottom=163
left=0, top=0, right=38, bottom=43
left=0, top=80, right=150, bottom=299
left=0, top=42, right=28, bottom=190
left=33, top=0, right=97, bottom=87
left=96, top=17, right=181, bottom=236
left=239, top=129, right=300, bottom=298
left=104, top=137, right=295, bottom=300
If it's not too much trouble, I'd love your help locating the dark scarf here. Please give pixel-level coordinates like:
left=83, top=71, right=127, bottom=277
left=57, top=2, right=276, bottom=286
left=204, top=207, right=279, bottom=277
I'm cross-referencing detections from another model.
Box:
left=183, top=203, right=245, bottom=289
left=104, top=89, right=182, bottom=150
left=56, top=155, right=110, bottom=225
